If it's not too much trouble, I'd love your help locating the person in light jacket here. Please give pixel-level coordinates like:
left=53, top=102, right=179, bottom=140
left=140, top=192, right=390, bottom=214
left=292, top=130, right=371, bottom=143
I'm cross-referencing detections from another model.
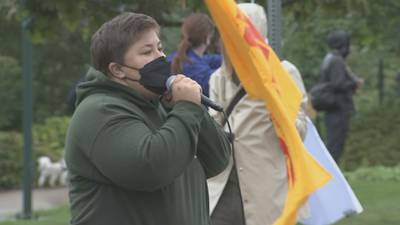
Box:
left=207, top=3, right=308, bottom=225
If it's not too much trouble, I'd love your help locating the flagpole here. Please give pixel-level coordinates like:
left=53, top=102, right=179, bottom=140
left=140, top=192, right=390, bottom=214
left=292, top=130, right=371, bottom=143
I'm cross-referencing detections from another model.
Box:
left=266, top=0, right=282, bottom=59
left=18, top=0, right=34, bottom=220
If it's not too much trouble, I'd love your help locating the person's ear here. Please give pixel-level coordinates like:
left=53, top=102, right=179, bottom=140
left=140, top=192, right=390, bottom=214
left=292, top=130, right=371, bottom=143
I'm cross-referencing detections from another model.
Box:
left=108, top=62, right=125, bottom=79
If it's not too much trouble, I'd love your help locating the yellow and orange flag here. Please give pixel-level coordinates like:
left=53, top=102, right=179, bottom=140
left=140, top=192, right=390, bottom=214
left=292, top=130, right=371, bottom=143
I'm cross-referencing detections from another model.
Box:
left=205, top=1, right=332, bottom=224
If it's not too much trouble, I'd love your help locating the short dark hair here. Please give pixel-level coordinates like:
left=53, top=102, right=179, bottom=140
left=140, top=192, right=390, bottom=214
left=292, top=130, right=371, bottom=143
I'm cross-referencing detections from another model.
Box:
left=90, top=12, right=160, bottom=75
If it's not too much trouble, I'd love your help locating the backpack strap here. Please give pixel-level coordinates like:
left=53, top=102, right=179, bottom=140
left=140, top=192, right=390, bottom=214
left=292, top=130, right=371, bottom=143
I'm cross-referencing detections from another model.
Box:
left=222, top=86, right=246, bottom=127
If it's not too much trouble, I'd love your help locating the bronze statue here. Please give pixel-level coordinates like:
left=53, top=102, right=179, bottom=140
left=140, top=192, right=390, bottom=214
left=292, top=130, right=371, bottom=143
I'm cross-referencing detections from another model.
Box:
left=320, top=30, right=363, bottom=162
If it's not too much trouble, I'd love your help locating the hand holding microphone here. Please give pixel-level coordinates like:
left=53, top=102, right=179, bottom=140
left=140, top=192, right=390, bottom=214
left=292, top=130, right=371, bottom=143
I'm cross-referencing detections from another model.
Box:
left=166, top=75, right=223, bottom=111
left=166, top=75, right=202, bottom=106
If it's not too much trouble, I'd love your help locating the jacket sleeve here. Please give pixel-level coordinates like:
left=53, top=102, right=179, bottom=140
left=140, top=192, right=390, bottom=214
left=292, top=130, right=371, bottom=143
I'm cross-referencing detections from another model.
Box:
left=295, top=93, right=308, bottom=140
left=208, top=70, right=225, bottom=124
left=196, top=107, right=231, bottom=178
left=89, top=101, right=205, bottom=191
left=282, top=60, right=308, bottom=139
left=203, top=54, right=222, bottom=70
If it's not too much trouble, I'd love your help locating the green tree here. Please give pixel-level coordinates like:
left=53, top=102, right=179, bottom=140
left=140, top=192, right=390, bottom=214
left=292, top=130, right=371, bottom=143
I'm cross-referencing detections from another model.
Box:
left=20, top=0, right=207, bottom=42
left=282, top=0, right=400, bottom=88
left=0, top=0, right=209, bottom=129
left=0, top=56, right=22, bottom=130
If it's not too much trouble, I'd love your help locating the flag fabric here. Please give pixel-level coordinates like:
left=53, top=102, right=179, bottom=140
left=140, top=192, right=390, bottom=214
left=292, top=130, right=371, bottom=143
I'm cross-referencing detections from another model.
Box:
left=204, top=1, right=332, bottom=224
left=299, top=118, right=363, bottom=225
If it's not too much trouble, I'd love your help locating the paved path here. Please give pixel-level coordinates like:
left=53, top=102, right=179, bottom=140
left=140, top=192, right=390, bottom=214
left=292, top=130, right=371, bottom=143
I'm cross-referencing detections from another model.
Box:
left=0, top=187, right=68, bottom=220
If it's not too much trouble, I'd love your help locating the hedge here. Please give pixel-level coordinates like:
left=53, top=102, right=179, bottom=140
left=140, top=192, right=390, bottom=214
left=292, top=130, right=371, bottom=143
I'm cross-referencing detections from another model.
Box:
left=341, top=100, right=400, bottom=170
left=0, top=116, right=70, bottom=189
left=0, top=132, right=23, bottom=189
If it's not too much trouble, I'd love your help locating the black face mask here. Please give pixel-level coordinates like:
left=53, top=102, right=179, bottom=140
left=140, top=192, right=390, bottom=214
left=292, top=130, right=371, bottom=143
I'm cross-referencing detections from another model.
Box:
left=121, top=56, right=172, bottom=95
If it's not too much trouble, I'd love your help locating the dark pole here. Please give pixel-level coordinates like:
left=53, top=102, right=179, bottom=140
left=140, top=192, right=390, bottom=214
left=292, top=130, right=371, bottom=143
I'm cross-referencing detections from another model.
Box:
left=19, top=0, right=34, bottom=219
left=377, top=59, right=384, bottom=105
left=267, top=0, right=282, bottom=59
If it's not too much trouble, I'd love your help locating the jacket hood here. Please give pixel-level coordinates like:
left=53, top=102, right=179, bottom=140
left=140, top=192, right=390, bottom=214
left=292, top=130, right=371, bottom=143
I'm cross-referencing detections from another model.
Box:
left=238, top=3, right=268, bottom=37
left=221, top=3, right=268, bottom=79
left=75, top=67, right=157, bottom=109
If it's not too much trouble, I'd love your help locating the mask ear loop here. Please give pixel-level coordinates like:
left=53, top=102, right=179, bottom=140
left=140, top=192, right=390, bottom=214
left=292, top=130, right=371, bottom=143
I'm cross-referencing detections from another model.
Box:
left=120, top=63, right=140, bottom=71
left=118, top=63, right=141, bottom=83
left=124, top=77, right=141, bottom=83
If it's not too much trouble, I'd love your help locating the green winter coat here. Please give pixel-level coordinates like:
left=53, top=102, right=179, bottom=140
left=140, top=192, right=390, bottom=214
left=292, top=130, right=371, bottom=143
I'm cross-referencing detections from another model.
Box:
left=65, top=68, right=231, bottom=225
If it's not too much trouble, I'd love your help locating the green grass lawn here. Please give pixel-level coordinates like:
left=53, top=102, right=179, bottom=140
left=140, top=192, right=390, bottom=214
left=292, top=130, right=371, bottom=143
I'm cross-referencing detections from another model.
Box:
left=0, top=205, right=69, bottom=225
left=335, top=180, right=400, bottom=225
left=0, top=180, right=399, bottom=225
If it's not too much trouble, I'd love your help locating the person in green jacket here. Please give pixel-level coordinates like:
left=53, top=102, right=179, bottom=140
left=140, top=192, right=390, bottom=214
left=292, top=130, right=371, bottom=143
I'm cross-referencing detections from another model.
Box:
left=65, top=12, right=231, bottom=225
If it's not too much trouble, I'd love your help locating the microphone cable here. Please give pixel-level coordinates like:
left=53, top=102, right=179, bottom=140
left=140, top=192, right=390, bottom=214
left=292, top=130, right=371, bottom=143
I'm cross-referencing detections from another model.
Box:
left=220, top=110, right=247, bottom=225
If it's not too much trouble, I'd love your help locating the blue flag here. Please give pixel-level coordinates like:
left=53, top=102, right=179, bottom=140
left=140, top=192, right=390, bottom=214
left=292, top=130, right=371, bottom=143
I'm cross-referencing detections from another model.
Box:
left=298, top=118, right=363, bottom=225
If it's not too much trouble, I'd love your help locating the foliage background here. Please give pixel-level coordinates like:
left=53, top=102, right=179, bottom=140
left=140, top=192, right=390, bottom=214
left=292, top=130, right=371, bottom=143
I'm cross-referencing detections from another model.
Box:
left=0, top=0, right=399, bottom=189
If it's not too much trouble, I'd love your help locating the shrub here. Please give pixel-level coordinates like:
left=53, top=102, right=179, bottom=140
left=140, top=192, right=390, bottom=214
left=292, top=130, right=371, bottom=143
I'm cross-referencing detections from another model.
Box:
left=33, top=116, right=71, bottom=161
left=0, top=132, right=23, bottom=189
left=341, top=100, right=400, bottom=170
left=0, top=55, right=22, bottom=130
left=0, top=116, right=70, bottom=189
left=344, top=165, right=400, bottom=182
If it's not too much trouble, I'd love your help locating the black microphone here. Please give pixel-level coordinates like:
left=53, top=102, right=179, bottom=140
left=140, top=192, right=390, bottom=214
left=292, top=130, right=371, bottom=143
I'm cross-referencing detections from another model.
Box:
left=166, top=75, right=224, bottom=112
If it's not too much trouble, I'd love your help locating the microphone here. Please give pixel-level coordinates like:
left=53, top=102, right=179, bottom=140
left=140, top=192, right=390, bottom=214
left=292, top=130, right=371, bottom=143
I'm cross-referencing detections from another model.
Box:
left=166, top=75, right=224, bottom=112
